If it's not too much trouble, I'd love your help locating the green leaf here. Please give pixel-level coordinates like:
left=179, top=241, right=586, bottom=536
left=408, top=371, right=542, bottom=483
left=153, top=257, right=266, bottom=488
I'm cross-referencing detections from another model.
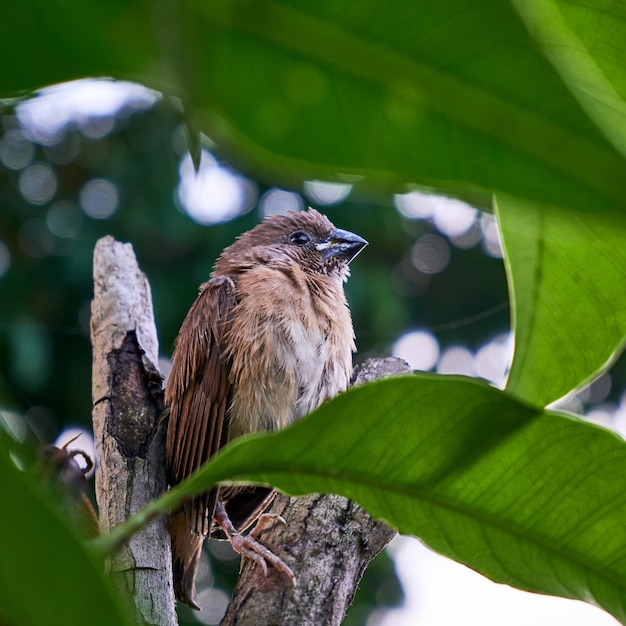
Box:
left=0, top=441, right=132, bottom=626
left=2, top=0, right=626, bottom=213
left=511, top=0, right=626, bottom=159
left=0, top=0, right=156, bottom=94
left=183, top=0, right=626, bottom=213
left=497, top=194, right=626, bottom=406
left=125, top=375, right=626, bottom=624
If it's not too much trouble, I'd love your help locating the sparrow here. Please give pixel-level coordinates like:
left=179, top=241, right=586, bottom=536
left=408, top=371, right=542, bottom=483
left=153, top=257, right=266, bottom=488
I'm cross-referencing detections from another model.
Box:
left=164, top=208, right=367, bottom=608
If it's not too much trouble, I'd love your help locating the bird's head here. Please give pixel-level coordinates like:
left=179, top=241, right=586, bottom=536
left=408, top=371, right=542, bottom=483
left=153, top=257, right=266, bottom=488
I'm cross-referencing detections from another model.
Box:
left=216, top=209, right=367, bottom=280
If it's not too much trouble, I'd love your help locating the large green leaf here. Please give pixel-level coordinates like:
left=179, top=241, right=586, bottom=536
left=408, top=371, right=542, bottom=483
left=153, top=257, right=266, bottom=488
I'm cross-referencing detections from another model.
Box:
left=1, top=0, right=626, bottom=214
left=0, top=441, right=132, bottom=626
left=114, top=376, right=626, bottom=624
left=497, top=194, right=626, bottom=406
left=511, top=0, right=626, bottom=158
left=186, top=0, right=625, bottom=213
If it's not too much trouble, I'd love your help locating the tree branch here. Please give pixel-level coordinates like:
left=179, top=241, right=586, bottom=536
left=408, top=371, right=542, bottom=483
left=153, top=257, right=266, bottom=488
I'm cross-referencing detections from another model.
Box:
left=91, top=236, right=177, bottom=626
left=220, top=357, right=410, bottom=626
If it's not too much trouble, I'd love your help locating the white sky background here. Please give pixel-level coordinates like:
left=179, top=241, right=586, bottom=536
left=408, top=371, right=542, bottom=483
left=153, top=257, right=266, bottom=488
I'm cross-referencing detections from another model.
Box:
left=379, top=537, right=619, bottom=626
left=13, top=79, right=622, bottom=626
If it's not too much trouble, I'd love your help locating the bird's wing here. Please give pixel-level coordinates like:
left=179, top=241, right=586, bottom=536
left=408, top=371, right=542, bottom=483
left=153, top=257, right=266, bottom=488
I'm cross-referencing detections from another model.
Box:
left=165, top=275, right=235, bottom=535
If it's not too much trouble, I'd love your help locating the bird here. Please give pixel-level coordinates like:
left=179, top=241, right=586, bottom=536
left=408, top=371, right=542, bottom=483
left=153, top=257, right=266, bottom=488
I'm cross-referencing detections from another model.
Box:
left=164, top=208, right=367, bottom=608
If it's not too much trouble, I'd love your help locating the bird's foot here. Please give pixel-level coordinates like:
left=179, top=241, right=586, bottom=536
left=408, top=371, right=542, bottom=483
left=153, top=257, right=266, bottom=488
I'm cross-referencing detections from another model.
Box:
left=230, top=532, right=296, bottom=586
left=215, top=501, right=296, bottom=586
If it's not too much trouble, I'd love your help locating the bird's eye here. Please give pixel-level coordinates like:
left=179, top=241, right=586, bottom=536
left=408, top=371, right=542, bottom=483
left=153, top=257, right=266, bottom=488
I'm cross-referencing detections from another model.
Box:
left=288, top=231, right=311, bottom=246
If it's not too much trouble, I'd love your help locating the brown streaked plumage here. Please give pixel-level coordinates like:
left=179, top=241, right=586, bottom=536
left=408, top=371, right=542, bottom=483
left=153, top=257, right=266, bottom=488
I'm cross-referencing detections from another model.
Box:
left=165, top=209, right=367, bottom=608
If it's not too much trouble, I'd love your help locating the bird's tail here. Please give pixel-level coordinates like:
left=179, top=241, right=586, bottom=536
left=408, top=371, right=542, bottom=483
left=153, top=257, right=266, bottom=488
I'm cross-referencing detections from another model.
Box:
left=169, top=508, right=204, bottom=610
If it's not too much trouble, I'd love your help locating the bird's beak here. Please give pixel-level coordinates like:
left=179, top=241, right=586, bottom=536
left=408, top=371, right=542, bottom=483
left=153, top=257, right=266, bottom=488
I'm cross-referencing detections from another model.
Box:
left=316, top=228, right=368, bottom=263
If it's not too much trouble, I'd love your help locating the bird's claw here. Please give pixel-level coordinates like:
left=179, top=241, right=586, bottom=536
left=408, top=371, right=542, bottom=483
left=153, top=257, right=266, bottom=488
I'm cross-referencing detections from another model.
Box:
left=248, top=513, right=287, bottom=540
left=214, top=499, right=295, bottom=585
left=230, top=533, right=296, bottom=586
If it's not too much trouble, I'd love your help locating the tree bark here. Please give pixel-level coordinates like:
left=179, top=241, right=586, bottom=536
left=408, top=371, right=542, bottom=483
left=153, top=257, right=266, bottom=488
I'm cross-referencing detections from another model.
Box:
left=91, top=236, right=177, bottom=626
left=220, top=357, right=410, bottom=626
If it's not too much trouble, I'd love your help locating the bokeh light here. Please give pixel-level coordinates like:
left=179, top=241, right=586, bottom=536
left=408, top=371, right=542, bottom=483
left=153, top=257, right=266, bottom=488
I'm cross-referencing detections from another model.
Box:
left=450, top=221, right=483, bottom=250
left=473, top=333, right=513, bottom=388
left=550, top=382, right=626, bottom=443
left=79, top=116, right=115, bottom=140
left=177, top=151, right=256, bottom=225
left=195, top=588, right=230, bottom=624
left=259, top=187, right=304, bottom=217
left=432, top=198, right=477, bottom=238
left=553, top=372, right=624, bottom=438
left=393, top=333, right=512, bottom=387
left=79, top=178, right=119, bottom=219
left=393, top=190, right=510, bottom=260
left=578, top=372, right=611, bottom=405
left=480, top=213, right=503, bottom=258
left=551, top=392, right=584, bottom=416
left=303, top=180, right=352, bottom=206
left=392, top=331, right=440, bottom=371
left=395, top=191, right=478, bottom=239
left=394, top=191, right=435, bottom=219
left=585, top=405, right=615, bottom=429
left=18, top=162, right=57, bottom=205
left=0, top=128, right=35, bottom=170
left=17, top=78, right=160, bottom=146
left=611, top=392, right=626, bottom=438
left=411, top=234, right=450, bottom=275
left=189, top=546, right=233, bottom=625
left=436, top=345, right=475, bottom=376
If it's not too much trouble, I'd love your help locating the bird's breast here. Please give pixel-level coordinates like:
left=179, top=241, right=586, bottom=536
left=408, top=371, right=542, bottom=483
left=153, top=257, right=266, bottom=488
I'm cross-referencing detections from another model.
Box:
left=223, top=266, right=355, bottom=440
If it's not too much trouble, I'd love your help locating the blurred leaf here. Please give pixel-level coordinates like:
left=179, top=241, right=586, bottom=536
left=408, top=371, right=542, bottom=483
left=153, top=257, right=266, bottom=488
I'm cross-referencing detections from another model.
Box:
left=0, top=440, right=131, bottom=626
left=186, top=0, right=626, bottom=214
left=511, top=0, right=626, bottom=158
left=2, top=0, right=626, bottom=214
left=497, top=194, right=626, bottom=406
left=119, top=375, right=626, bottom=624
left=0, top=0, right=156, bottom=94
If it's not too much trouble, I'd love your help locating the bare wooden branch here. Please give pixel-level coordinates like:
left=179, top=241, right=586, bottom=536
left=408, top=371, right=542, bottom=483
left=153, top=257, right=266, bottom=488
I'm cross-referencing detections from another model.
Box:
left=91, top=236, right=177, bottom=626
left=220, top=357, right=411, bottom=626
